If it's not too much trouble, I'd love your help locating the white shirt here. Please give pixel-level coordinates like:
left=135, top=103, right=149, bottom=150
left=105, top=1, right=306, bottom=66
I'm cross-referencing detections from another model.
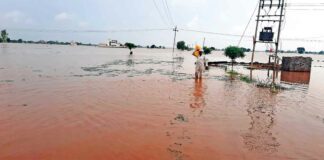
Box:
left=196, top=56, right=205, bottom=72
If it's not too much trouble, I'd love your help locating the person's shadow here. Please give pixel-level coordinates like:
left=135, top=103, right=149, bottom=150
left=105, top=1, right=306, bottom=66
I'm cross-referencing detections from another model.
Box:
left=166, top=79, right=207, bottom=159
left=242, top=89, right=280, bottom=153
left=190, top=79, right=206, bottom=116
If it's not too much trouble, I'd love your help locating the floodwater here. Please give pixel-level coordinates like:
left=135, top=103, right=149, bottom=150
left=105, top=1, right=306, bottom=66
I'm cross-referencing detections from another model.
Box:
left=1, top=43, right=324, bottom=160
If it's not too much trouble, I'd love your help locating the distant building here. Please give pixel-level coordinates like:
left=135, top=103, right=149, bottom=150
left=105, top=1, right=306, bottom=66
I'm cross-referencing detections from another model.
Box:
left=98, top=43, right=108, bottom=47
left=38, top=40, right=46, bottom=44
left=98, top=40, right=124, bottom=48
left=98, top=39, right=123, bottom=48
left=70, top=41, right=77, bottom=46
left=109, top=40, right=118, bottom=47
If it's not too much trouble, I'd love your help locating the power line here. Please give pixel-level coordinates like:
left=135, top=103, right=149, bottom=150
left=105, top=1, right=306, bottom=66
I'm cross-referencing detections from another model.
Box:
left=179, top=28, right=250, bottom=38
left=287, top=3, right=324, bottom=7
left=282, top=38, right=324, bottom=42
left=162, top=0, right=175, bottom=25
left=161, top=0, right=172, bottom=26
left=238, top=0, right=259, bottom=46
left=302, top=35, right=324, bottom=39
left=152, top=0, right=169, bottom=26
left=286, top=2, right=324, bottom=10
left=180, top=28, right=324, bottom=43
left=7, top=27, right=324, bottom=43
left=286, top=8, right=324, bottom=11
left=8, top=28, right=173, bottom=33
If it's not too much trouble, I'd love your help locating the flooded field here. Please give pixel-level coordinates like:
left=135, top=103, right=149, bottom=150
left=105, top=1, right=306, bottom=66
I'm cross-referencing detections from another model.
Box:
left=1, top=43, right=324, bottom=160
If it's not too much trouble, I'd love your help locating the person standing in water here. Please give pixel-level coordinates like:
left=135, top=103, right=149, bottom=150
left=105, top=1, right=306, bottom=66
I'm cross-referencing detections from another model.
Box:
left=195, top=51, right=205, bottom=79
left=193, top=45, right=205, bottom=79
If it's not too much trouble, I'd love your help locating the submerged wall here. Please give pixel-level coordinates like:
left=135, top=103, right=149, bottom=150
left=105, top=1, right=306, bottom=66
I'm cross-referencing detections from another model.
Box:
left=281, top=57, right=312, bottom=72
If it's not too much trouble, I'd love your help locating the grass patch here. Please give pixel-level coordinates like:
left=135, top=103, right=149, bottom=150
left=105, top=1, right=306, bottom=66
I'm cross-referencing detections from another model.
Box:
left=225, top=70, right=288, bottom=92
left=226, top=70, right=255, bottom=83
left=240, top=75, right=254, bottom=83
left=226, top=70, right=239, bottom=76
left=256, top=80, right=288, bottom=92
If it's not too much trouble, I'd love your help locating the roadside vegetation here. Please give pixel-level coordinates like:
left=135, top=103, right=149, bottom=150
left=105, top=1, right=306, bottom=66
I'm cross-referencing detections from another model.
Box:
left=0, top=30, right=9, bottom=43
left=125, top=42, right=136, bottom=55
left=224, top=46, right=245, bottom=71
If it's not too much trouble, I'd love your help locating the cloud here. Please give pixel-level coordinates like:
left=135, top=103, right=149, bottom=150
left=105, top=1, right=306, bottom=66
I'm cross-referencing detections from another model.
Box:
left=78, top=21, right=89, bottom=28
left=54, top=12, right=73, bottom=22
left=186, top=15, right=199, bottom=29
left=4, top=10, right=25, bottom=23
left=0, top=10, right=34, bottom=26
left=53, top=12, right=89, bottom=28
left=231, top=25, right=245, bottom=34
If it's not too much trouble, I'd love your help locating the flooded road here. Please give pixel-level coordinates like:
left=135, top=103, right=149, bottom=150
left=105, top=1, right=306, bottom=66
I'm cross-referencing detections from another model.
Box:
left=1, top=44, right=324, bottom=160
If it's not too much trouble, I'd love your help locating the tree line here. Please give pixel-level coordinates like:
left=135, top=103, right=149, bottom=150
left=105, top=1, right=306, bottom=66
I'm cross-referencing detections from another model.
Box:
left=176, top=40, right=250, bottom=54
left=0, top=30, right=94, bottom=46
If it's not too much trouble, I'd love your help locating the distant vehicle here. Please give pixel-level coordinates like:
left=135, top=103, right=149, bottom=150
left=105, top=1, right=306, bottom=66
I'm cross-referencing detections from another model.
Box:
left=297, top=47, right=305, bottom=54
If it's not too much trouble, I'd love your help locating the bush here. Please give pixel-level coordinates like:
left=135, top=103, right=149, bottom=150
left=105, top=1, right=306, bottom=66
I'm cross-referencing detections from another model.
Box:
left=177, top=41, right=187, bottom=50
left=125, top=42, right=136, bottom=50
left=203, top=46, right=212, bottom=54
left=224, top=46, right=245, bottom=70
left=125, top=42, right=136, bottom=54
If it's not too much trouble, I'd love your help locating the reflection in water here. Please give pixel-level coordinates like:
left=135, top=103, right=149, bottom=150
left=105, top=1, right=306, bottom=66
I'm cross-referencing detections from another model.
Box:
left=242, top=89, right=280, bottom=153
left=281, top=71, right=311, bottom=84
left=126, top=55, right=134, bottom=67
left=80, top=56, right=195, bottom=80
left=1, top=44, right=8, bottom=53
left=166, top=80, right=207, bottom=160
left=249, top=68, right=281, bottom=84
left=172, top=56, right=185, bottom=76
left=190, top=79, right=206, bottom=116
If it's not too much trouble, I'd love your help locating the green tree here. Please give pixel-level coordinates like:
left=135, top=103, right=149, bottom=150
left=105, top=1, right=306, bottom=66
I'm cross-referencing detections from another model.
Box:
left=176, top=41, right=186, bottom=50
left=240, top=47, right=251, bottom=52
left=224, top=46, right=245, bottom=71
left=203, top=46, right=212, bottom=54
left=1, top=30, right=9, bottom=43
left=125, top=42, right=136, bottom=54
left=297, top=47, right=305, bottom=54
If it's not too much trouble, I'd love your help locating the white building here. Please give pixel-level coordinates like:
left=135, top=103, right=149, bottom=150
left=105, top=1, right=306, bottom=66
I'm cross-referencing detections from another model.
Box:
left=109, top=40, right=119, bottom=47
left=98, top=39, right=123, bottom=48
left=70, top=41, right=77, bottom=46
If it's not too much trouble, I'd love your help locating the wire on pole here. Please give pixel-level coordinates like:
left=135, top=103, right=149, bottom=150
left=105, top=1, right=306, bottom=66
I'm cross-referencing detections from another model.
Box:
left=162, top=0, right=175, bottom=26
left=152, top=0, right=169, bottom=26
left=172, top=26, right=179, bottom=55
left=238, top=0, right=259, bottom=47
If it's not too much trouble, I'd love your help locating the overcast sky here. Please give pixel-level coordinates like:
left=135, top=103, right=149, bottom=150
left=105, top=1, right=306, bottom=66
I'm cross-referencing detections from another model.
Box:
left=1, top=0, right=324, bottom=51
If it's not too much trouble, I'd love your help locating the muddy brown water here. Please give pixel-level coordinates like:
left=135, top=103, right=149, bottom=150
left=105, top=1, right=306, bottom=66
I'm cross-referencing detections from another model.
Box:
left=1, top=43, right=324, bottom=160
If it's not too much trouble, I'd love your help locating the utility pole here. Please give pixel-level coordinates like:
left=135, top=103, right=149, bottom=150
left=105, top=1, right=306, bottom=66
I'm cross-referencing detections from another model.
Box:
left=172, top=26, right=179, bottom=75
left=172, top=26, right=179, bottom=55
left=250, top=1, right=262, bottom=69
left=202, top=37, right=206, bottom=48
left=272, top=0, right=285, bottom=85
left=250, top=0, right=286, bottom=86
